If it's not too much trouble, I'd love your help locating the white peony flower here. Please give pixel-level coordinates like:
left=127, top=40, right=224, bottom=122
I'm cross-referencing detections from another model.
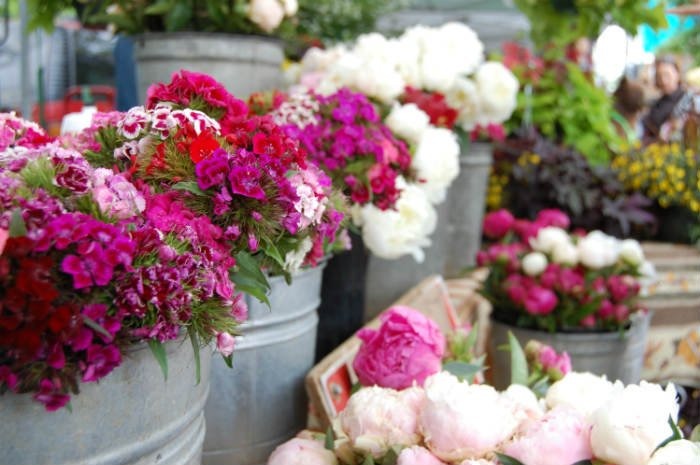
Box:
left=339, top=386, right=424, bottom=459
left=590, top=381, right=680, bottom=465
left=577, top=230, right=621, bottom=270
left=283, top=237, right=313, bottom=275
left=474, top=61, right=519, bottom=125
left=435, top=22, right=484, bottom=77
left=412, top=127, right=460, bottom=204
left=385, top=103, right=431, bottom=145
left=247, top=0, right=285, bottom=33
left=446, top=77, right=482, bottom=132
left=267, top=437, right=338, bottom=465
left=546, top=372, right=616, bottom=420
left=354, top=59, right=406, bottom=104
left=281, top=0, right=297, bottom=16
left=551, top=241, right=579, bottom=266
left=419, top=49, right=460, bottom=93
left=619, top=239, right=645, bottom=266
left=500, top=384, right=545, bottom=425
left=522, top=252, right=548, bottom=276
left=419, top=372, right=519, bottom=462
left=529, top=227, right=571, bottom=255
left=648, top=439, right=700, bottom=465
left=361, top=180, right=437, bottom=262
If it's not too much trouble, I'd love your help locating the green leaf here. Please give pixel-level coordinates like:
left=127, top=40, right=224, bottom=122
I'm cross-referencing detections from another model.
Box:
left=383, top=447, right=399, bottom=465
left=231, top=251, right=271, bottom=307
left=361, top=455, right=375, bottom=465
left=164, top=1, right=193, bottom=32
left=571, top=461, right=593, bottom=465
left=148, top=339, right=168, bottom=381
left=442, top=361, right=482, bottom=383
left=464, top=322, right=479, bottom=353
left=496, top=453, right=526, bottom=465
left=144, top=0, right=172, bottom=15
left=324, top=426, right=335, bottom=451
left=508, top=331, right=528, bottom=386
left=222, top=354, right=233, bottom=369
left=172, top=181, right=207, bottom=196
left=261, top=237, right=285, bottom=268
left=189, top=329, right=201, bottom=385
left=9, top=209, right=27, bottom=238
left=83, top=316, right=113, bottom=341
left=654, top=415, right=684, bottom=453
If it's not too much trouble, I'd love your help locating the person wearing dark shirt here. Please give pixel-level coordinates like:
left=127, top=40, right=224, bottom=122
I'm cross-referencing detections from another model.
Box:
left=643, top=57, right=690, bottom=141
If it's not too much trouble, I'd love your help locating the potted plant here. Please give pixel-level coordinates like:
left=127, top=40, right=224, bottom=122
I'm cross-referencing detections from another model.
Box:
left=85, top=0, right=299, bottom=101
left=475, top=207, right=656, bottom=388
left=0, top=112, right=246, bottom=464
left=73, top=71, right=347, bottom=464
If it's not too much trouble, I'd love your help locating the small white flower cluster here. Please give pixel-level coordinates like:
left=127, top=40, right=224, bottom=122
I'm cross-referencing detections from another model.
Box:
left=117, top=104, right=221, bottom=141
left=523, top=227, right=656, bottom=281
left=295, top=23, right=519, bottom=130
left=271, top=92, right=320, bottom=129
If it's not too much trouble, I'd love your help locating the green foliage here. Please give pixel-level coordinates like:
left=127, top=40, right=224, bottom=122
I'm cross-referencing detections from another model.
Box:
left=508, top=62, right=622, bottom=165
left=25, top=0, right=74, bottom=32
left=496, top=453, right=526, bottom=465
left=513, top=0, right=667, bottom=57
left=230, top=251, right=271, bottom=307
left=8, top=209, right=27, bottom=238
left=148, top=339, right=169, bottom=380
left=507, top=331, right=528, bottom=386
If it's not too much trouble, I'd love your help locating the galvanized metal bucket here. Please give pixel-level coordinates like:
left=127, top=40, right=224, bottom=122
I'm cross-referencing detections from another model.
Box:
left=203, top=263, right=325, bottom=465
left=444, top=143, right=493, bottom=278
left=0, top=338, right=212, bottom=465
left=134, top=33, right=284, bottom=101
left=488, top=311, right=652, bottom=389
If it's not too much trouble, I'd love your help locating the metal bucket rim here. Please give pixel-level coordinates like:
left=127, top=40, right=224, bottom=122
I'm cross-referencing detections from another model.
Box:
left=133, top=31, right=284, bottom=46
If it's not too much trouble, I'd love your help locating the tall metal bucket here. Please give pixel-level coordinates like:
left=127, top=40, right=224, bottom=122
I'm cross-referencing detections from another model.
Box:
left=444, top=143, right=493, bottom=278
left=0, top=339, right=212, bottom=465
left=488, top=311, right=652, bottom=389
left=134, top=32, right=284, bottom=102
left=203, top=263, right=325, bottom=465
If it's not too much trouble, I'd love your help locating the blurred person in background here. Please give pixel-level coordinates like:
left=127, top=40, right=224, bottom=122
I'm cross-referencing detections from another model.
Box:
left=643, top=56, right=693, bottom=141
left=612, top=77, right=646, bottom=143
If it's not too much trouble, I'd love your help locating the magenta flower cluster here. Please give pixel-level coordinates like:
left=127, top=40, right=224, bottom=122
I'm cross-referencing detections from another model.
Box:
left=278, top=88, right=412, bottom=210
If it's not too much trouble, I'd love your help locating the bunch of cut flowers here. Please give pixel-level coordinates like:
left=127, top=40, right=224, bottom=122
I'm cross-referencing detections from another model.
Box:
left=292, top=23, right=519, bottom=146
left=476, top=208, right=655, bottom=332
left=0, top=124, right=246, bottom=411
left=75, top=71, right=346, bottom=294
left=267, top=307, right=696, bottom=465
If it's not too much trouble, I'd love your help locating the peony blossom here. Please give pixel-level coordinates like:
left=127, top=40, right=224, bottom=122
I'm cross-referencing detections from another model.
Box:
left=385, top=103, right=430, bottom=145
left=419, top=372, right=519, bottom=461
left=248, top=0, right=285, bottom=33
left=529, top=226, right=570, bottom=254
left=503, top=406, right=592, bottom=465
left=397, top=446, right=447, bottom=465
left=522, top=252, right=547, bottom=276
left=0, top=228, right=7, bottom=255
left=360, top=180, right=437, bottom=262
left=619, top=239, right=645, bottom=266
left=535, top=209, right=570, bottom=229
left=500, top=384, right=545, bottom=424
left=412, top=127, right=460, bottom=204
left=474, top=61, right=519, bottom=124
left=551, top=241, right=579, bottom=266
left=647, top=439, right=700, bottom=465
left=353, top=306, right=446, bottom=390
left=267, top=437, right=338, bottom=465
left=546, top=372, right=615, bottom=419
left=339, top=386, right=423, bottom=459
left=590, top=382, right=680, bottom=465
left=577, top=230, right=621, bottom=269
left=482, top=209, right=515, bottom=239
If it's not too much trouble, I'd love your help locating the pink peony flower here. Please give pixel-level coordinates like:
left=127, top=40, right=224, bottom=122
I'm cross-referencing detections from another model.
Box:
left=267, top=437, right=338, bottom=465
left=397, top=446, right=447, bottom=465
left=503, top=406, right=593, bottom=465
left=353, top=306, right=446, bottom=390
left=419, top=372, right=519, bottom=462
left=339, top=386, right=424, bottom=458
left=513, top=219, right=541, bottom=243
left=523, top=287, right=558, bottom=315
left=482, top=209, right=515, bottom=239
left=535, top=209, right=571, bottom=229
left=216, top=332, right=236, bottom=356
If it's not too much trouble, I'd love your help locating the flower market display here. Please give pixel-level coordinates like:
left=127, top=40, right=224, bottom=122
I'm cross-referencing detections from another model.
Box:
left=0, top=113, right=246, bottom=410
left=269, top=306, right=698, bottom=465
left=477, top=208, right=654, bottom=332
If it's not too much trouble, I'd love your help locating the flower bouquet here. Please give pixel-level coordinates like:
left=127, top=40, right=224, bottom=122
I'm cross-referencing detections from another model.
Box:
left=275, top=293, right=695, bottom=465
left=0, top=117, right=246, bottom=411
left=476, top=208, right=656, bottom=386
left=78, top=71, right=346, bottom=294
